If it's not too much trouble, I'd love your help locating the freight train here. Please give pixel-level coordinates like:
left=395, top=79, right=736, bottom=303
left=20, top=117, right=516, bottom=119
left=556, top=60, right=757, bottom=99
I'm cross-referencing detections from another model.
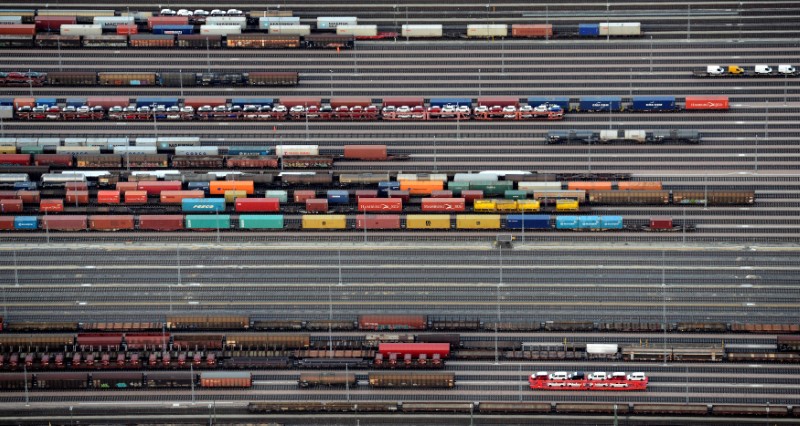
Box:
left=247, top=401, right=800, bottom=418
left=0, top=71, right=298, bottom=87
left=547, top=129, right=701, bottom=145
left=0, top=371, right=250, bottom=390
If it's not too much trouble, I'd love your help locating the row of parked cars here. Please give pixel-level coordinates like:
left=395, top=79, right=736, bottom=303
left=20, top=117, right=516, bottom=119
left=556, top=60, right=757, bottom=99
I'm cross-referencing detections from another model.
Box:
left=158, top=8, right=243, bottom=17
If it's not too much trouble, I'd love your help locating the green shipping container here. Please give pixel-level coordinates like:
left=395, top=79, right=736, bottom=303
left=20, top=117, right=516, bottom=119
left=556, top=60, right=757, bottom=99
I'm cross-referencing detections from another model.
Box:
left=469, top=181, right=512, bottom=196
left=504, top=190, right=527, bottom=200
left=19, top=146, right=44, bottom=154
left=447, top=181, right=469, bottom=196
left=265, top=190, right=287, bottom=204
left=185, top=214, right=231, bottom=229
left=239, top=214, right=284, bottom=229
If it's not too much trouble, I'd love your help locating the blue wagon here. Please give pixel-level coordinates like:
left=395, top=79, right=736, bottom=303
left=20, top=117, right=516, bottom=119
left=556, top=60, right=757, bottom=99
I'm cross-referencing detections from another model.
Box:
left=181, top=198, right=225, bottom=213
left=506, top=214, right=550, bottom=230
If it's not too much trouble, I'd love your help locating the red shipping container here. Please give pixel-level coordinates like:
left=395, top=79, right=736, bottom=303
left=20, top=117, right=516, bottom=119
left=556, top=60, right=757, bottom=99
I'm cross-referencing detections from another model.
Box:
left=147, top=16, right=189, bottom=30
left=379, top=343, right=450, bottom=358
left=279, top=97, right=322, bottom=108
left=116, top=182, right=138, bottom=192
left=183, top=97, right=227, bottom=108
left=650, top=217, right=674, bottom=230
left=89, top=215, right=135, bottom=231
left=116, top=24, right=138, bottom=35
left=124, top=190, right=148, bottom=204
left=382, top=97, right=424, bottom=107
left=330, top=97, right=372, bottom=108
left=226, top=156, right=279, bottom=168
left=0, top=191, right=17, bottom=200
left=358, top=314, right=427, bottom=331
left=34, top=154, right=73, bottom=167
left=511, top=24, right=553, bottom=38
left=355, top=214, right=401, bottom=230
left=235, top=198, right=280, bottom=212
left=305, top=198, right=328, bottom=213
left=35, top=16, right=78, bottom=32
left=65, top=182, right=88, bottom=191
left=0, top=217, right=14, bottom=230
left=461, top=190, right=483, bottom=203
left=357, top=198, right=402, bottom=213
left=0, top=199, right=23, bottom=213
left=421, top=198, right=465, bottom=212
left=40, top=199, right=64, bottom=213
left=137, top=181, right=182, bottom=196
left=97, top=190, right=121, bottom=204
left=293, top=190, right=315, bottom=203
left=16, top=190, right=40, bottom=204
left=139, top=215, right=185, bottom=231
left=477, top=97, right=520, bottom=107
left=41, top=215, right=87, bottom=231
left=355, top=190, right=378, bottom=201
left=160, top=190, right=205, bottom=204
left=14, top=98, right=35, bottom=109
left=0, top=154, right=31, bottom=166
left=685, top=96, right=729, bottom=110
left=343, top=145, right=388, bottom=161
left=0, top=25, right=36, bottom=36
left=430, top=190, right=453, bottom=198
left=87, top=97, right=130, bottom=109
left=65, top=190, right=89, bottom=205
left=386, top=190, right=410, bottom=203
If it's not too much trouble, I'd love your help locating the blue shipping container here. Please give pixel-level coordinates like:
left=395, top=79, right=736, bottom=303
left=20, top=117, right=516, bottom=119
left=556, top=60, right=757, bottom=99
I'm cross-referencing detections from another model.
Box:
left=136, top=97, right=180, bottom=108
left=226, top=146, right=270, bottom=155
left=153, top=25, right=195, bottom=35
left=14, top=216, right=38, bottom=230
left=187, top=182, right=210, bottom=193
left=0, top=98, right=14, bottom=106
left=35, top=98, right=57, bottom=107
left=600, top=215, right=624, bottom=229
left=378, top=181, right=400, bottom=197
left=506, top=214, right=550, bottom=230
left=527, top=97, right=570, bottom=111
left=578, top=216, right=601, bottom=228
left=429, top=98, right=472, bottom=108
left=230, top=98, right=273, bottom=107
left=631, top=96, right=676, bottom=112
left=579, top=97, right=622, bottom=112
left=65, top=98, right=87, bottom=108
left=578, top=23, right=600, bottom=36
left=181, top=198, right=225, bottom=212
left=326, top=190, right=349, bottom=204
left=555, top=216, right=579, bottom=229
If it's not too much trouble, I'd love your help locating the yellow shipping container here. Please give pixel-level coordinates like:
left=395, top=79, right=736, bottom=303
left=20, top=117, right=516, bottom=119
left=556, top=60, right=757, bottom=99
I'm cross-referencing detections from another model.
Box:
left=456, top=214, right=501, bottom=229
left=302, top=214, right=346, bottom=229
left=517, top=200, right=540, bottom=212
left=473, top=199, right=497, bottom=212
left=406, top=214, right=450, bottom=229
left=556, top=199, right=579, bottom=212
left=224, top=190, right=247, bottom=203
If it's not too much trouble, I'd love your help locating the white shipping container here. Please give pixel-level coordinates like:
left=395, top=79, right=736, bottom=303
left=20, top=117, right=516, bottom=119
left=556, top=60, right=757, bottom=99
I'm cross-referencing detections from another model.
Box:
left=599, top=22, right=640, bottom=36
left=60, top=24, right=103, bottom=37
left=397, top=173, right=449, bottom=182
left=518, top=181, right=561, bottom=192
left=157, top=137, right=200, bottom=147
left=316, top=16, right=357, bottom=30
left=336, top=24, right=377, bottom=37
left=206, top=16, right=247, bottom=29
left=63, top=138, right=87, bottom=147
left=114, top=146, right=157, bottom=155
left=401, top=24, right=442, bottom=38
left=35, top=138, right=60, bottom=148
left=174, top=146, right=219, bottom=156
left=586, top=344, right=619, bottom=355
left=134, top=137, right=157, bottom=147
left=200, top=25, right=241, bottom=36
left=268, top=24, right=310, bottom=36
left=0, top=16, right=23, bottom=25
left=107, top=138, right=130, bottom=148
left=275, top=145, right=319, bottom=157
left=466, top=24, right=508, bottom=38
left=93, top=16, right=135, bottom=30
left=453, top=173, right=498, bottom=183
left=258, top=16, right=300, bottom=29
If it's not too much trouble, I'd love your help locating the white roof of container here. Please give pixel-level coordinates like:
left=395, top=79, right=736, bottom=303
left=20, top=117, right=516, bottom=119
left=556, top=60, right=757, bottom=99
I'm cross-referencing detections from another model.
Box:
left=586, top=344, right=619, bottom=354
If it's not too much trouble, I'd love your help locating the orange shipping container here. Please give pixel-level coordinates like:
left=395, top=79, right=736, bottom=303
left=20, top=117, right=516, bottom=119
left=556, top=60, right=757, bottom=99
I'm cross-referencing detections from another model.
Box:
left=116, top=182, right=138, bottom=192
left=14, top=98, right=35, bottom=109
left=65, top=190, right=89, bottom=205
left=97, top=190, right=121, bottom=204
left=40, top=199, right=64, bottom=213
left=160, top=190, right=206, bottom=204
left=116, top=24, right=139, bottom=35
left=567, top=181, right=613, bottom=191
left=618, top=181, right=662, bottom=191
left=399, top=180, right=444, bottom=196
left=124, top=190, right=148, bottom=204
left=209, top=181, right=254, bottom=195
left=0, top=199, right=23, bottom=213
left=0, top=25, right=36, bottom=36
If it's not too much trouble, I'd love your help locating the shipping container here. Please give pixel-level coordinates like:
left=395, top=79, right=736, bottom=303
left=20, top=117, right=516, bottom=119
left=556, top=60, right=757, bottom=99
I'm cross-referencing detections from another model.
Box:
left=578, top=23, right=600, bottom=36
left=265, top=190, right=288, bottom=203
left=358, top=198, right=402, bottom=213
left=35, top=16, right=77, bottom=32
left=599, top=22, right=641, bottom=36
left=14, top=216, right=37, bottom=230
left=65, top=190, right=89, bottom=205
left=430, top=190, right=453, bottom=199
left=147, top=16, right=189, bottom=30
left=41, top=215, right=87, bottom=231
left=60, top=24, right=101, bottom=36
left=421, top=198, right=465, bottom=212
left=235, top=198, right=279, bottom=212
left=293, top=190, right=316, bottom=203
left=124, top=190, right=148, bottom=204
left=238, top=214, right=283, bottom=229
left=0, top=24, right=35, bottom=35
left=506, top=214, right=551, bottom=229
left=511, top=24, right=552, bottom=38
left=406, top=214, right=450, bottom=230
left=138, top=215, right=184, bottom=231
left=200, top=25, right=241, bottom=36
left=456, top=214, right=501, bottom=229
left=400, top=180, right=444, bottom=195
left=209, top=181, right=254, bottom=195
left=579, top=96, right=622, bottom=112
left=206, top=16, right=247, bottom=29
left=401, top=24, right=442, bottom=38
left=275, top=144, right=319, bottom=156
left=336, top=24, right=377, bottom=37
left=316, top=17, right=357, bottom=30
left=185, top=214, right=231, bottom=230
left=305, top=198, right=328, bottom=213
left=355, top=214, right=401, bottom=230
left=89, top=215, right=135, bottom=231
left=467, top=24, right=508, bottom=38
left=96, top=190, right=120, bottom=204
left=137, top=181, right=183, bottom=195
left=258, top=16, right=300, bottom=29
left=631, top=96, right=676, bottom=112
left=223, top=190, right=246, bottom=204
left=152, top=25, right=194, bottom=35
left=116, top=24, right=138, bottom=35
left=343, top=145, right=387, bottom=161
left=0, top=16, right=23, bottom=25
left=182, top=198, right=225, bottom=213
left=93, top=16, right=134, bottom=30
left=649, top=217, right=673, bottom=230
left=326, top=190, right=349, bottom=204
left=160, top=190, right=205, bottom=204
left=301, top=214, right=346, bottom=229
left=267, top=24, right=311, bottom=36
left=684, top=96, right=729, bottom=110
